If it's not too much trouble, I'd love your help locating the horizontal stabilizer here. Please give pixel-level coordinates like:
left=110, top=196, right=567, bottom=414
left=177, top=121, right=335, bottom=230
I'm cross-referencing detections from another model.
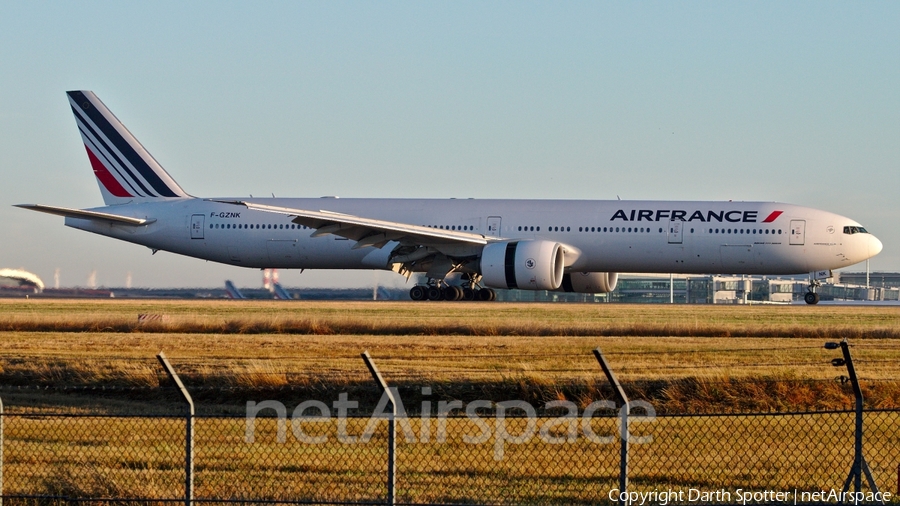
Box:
left=15, top=204, right=155, bottom=226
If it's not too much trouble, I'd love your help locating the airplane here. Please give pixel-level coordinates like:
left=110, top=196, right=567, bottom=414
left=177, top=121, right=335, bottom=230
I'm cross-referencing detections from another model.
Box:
left=16, top=91, right=883, bottom=304
left=224, top=280, right=246, bottom=300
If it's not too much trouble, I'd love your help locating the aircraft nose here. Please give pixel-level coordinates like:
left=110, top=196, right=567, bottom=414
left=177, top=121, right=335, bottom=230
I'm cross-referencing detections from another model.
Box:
left=869, top=234, right=883, bottom=258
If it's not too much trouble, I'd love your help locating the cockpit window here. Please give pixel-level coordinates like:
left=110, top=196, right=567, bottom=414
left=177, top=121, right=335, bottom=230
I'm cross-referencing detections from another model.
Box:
left=843, top=226, right=869, bottom=235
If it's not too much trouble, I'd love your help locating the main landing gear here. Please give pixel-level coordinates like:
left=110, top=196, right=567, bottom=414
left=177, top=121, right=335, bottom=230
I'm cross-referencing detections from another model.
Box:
left=408, top=277, right=496, bottom=302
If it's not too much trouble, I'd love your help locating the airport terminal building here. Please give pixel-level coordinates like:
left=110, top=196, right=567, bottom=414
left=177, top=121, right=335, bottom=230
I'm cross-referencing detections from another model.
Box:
left=496, top=272, right=900, bottom=304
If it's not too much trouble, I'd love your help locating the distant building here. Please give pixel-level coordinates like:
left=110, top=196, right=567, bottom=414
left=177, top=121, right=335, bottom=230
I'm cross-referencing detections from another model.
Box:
left=837, top=272, right=900, bottom=289
left=496, top=272, right=900, bottom=304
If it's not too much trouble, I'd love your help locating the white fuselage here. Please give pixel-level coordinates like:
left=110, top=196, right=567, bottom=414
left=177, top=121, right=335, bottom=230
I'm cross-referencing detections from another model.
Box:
left=65, top=198, right=882, bottom=275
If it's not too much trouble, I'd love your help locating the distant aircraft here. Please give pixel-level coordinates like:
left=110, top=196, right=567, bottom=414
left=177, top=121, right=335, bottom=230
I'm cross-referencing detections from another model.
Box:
left=224, top=280, right=245, bottom=300
left=16, top=91, right=883, bottom=304
left=270, top=282, right=293, bottom=300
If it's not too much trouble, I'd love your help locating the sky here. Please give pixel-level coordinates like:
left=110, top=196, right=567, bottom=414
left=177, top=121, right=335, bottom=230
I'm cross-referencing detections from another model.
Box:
left=1, top=1, right=898, bottom=289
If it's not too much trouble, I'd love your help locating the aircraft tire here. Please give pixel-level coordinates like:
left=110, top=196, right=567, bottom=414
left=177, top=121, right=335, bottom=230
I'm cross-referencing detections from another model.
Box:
left=461, top=287, right=476, bottom=301
left=442, top=286, right=462, bottom=301
left=804, top=292, right=820, bottom=305
left=426, top=286, right=444, bottom=301
left=409, top=285, right=426, bottom=301
left=476, top=288, right=493, bottom=301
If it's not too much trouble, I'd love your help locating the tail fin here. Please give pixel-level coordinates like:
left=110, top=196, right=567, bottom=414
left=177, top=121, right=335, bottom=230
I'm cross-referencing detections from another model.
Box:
left=67, top=90, right=190, bottom=205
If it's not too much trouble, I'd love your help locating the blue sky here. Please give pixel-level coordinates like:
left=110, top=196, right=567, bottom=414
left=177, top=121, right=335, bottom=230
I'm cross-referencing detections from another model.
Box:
left=1, top=2, right=898, bottom=288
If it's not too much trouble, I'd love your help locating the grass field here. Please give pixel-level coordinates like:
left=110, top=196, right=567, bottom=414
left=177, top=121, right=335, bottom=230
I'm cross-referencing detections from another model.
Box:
left=1, top=299, right=898, bottom=413
left=1, top=299, right=899, bottom=502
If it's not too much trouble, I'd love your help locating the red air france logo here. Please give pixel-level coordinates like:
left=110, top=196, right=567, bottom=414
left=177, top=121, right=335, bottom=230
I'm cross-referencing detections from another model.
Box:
left=761, top=211, right=783, bottom=223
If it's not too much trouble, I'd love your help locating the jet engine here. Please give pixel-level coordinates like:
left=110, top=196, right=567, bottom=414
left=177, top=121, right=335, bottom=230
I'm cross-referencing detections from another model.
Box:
left=480, top=240, right=564, bottom=290
left=558, top=271, right=619, bottom=293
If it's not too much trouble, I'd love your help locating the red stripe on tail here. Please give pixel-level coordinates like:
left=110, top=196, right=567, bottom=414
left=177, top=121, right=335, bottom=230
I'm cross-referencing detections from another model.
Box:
left=762, top=210, right=783, bottom=223
left=85, top=145, right=133, bottom=198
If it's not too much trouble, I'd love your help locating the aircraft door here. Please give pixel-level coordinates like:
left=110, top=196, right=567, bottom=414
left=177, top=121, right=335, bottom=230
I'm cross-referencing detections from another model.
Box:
left=790, top=220, right=805, bottom=245
left=191, top=214, right=205, bottom=239
left=667, top=219, right=683, bottom=244
left=486, top=216, right=502, bottom=237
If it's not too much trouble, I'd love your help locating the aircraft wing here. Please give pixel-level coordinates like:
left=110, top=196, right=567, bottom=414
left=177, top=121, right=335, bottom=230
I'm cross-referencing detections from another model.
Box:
left=216, top=200, right=491, bottom=249
left=14, top=204, right=155, bottom=226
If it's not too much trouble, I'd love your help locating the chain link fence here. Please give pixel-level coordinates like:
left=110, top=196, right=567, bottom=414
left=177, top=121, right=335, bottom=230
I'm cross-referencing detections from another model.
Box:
left=1, top=348, right=898, bottom=505
left=2, top=409, right=899, bottom=504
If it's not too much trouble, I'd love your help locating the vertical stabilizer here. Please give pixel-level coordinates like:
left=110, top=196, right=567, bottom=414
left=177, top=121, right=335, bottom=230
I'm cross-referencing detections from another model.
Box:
left=67, top=90, right=190, bottom=205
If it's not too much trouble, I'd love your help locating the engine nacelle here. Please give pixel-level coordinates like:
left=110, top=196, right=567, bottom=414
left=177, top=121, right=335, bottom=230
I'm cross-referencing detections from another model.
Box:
left=558, top=272, right=619, bottom=293
left=480, top=240, right=564, bottom=290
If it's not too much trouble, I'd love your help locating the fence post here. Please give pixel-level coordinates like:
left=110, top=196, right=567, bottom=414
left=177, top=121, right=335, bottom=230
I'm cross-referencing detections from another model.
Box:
left=593, top=348, right=628, bottom=504
left=158, top=352, right=194, bottom=506
left=826, top=340, right=880, bottom=496
left=361, top=351, right=396, bottom=505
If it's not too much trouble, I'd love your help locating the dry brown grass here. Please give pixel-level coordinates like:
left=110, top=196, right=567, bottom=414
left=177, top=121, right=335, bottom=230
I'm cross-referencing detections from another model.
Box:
left=2, top=299, right=900, bottom=338
left=1, top=299, right=899, bottom=501
left=1, top=299, right=898, bottom=414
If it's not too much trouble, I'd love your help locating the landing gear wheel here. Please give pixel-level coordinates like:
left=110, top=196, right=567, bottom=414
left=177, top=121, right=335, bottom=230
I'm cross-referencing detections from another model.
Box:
left=409, top=285, right=426, bottom=301
left=476, top=288, right=496, bottom=301
left=442, top=286, right=462, bottom=301
left=804, top=292, right=820, bottom=305
left=426, top=286, right=444, bottom=301
left=461, top=287, right=476, bottom=301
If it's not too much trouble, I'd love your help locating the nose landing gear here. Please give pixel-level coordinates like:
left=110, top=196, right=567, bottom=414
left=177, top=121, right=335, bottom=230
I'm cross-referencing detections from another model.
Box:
left=803, top=270, right=833, bottom=305
left=804, top=291, right=820, bottom=305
